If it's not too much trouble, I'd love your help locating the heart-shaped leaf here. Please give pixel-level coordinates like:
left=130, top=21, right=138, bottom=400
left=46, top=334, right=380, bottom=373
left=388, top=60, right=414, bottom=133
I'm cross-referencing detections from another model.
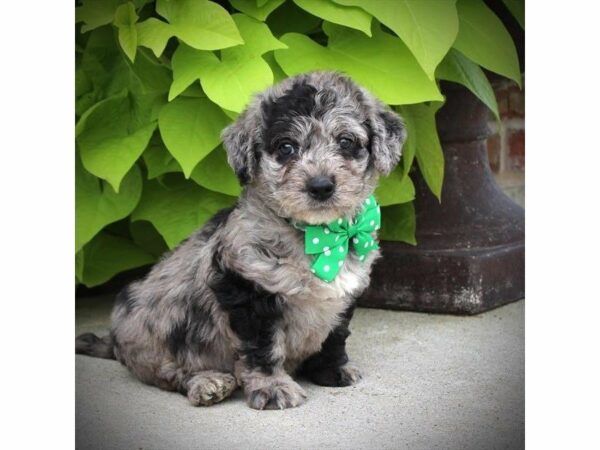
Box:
left=375, top=169, right=415, bottom=206
left=275, top=22, right=442, bottom=105
left=76, top=155, right=142, bottom=252
left=169, top=46, right=219, bottom=101
left=77, top=29, right=170, bottom=190
left=262, top=51, right=287, bottom=83
left=136, top=18, right=174, bottom=58
left=114, top=2, right=139, bottom=62
left=142, top=142, right=182, bottom=179
left=131, top=175, right=237, bottom=248
left=147, top=0, right=244, bottom=52
left=190, top=146, right=241, bottom=197
left=293, top=0, right=372, bottom=36
left=158, top=97, right=231, bottom=177
left=453, top=0, right=521, bottom=85
left=411, top=102, right=445, bottom=202
left=201, top=56, right=275, bottom=113
left=129, top=220, right=169, bottom=257
left=396, top=105, right=417, bottom=178
left=79, top=232, right=155, bottom=287
left=333, top=0, right=459, bottom=79
left=379, top=202, right=416, bottom=245
left=76, top=90, right=157, bottom=192
left=76, top=0, right=121, bottom=33
left=436, top=48, right=499, bottom=120
left=169, top=15, right=286, bottom=111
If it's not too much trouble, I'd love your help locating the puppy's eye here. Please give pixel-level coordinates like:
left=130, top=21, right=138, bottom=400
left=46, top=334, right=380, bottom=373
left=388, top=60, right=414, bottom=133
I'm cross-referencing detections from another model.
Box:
left=278, top=142, right=296, bottom=157
left=338, top=137, right=353, bottom=150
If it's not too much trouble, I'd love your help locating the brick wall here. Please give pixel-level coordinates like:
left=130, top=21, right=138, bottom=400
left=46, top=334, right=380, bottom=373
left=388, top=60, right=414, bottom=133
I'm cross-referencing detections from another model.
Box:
left=487, top=76, right=525, bottom=207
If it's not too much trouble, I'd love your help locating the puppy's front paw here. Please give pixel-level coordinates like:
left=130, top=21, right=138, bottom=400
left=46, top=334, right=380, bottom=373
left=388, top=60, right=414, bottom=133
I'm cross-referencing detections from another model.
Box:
left=246, top=378, right=307, bottom=410
left=187, top=372, right=238, bottom=406
left=308, top=363, right=362, bottom=387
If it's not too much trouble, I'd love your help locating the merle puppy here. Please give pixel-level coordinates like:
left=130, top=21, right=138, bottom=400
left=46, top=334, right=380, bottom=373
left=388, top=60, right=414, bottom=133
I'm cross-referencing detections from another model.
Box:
left=76, top=71, right=405, bottom=410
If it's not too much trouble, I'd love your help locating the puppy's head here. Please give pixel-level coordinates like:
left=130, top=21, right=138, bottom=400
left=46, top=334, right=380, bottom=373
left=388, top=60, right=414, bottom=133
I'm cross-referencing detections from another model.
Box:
left=222, top=72, right=405, bottom=224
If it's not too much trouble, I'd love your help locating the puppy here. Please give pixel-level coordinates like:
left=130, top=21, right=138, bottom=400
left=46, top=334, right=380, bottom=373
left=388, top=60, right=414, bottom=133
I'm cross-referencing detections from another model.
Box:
left=76, top=71, right=405, bottom=409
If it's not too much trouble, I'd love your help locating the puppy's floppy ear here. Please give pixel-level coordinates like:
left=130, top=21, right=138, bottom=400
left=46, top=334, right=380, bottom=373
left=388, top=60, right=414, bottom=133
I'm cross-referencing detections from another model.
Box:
left=365, top=97, right=406, bottom=176
left=221, top=102, right=263, bottom=185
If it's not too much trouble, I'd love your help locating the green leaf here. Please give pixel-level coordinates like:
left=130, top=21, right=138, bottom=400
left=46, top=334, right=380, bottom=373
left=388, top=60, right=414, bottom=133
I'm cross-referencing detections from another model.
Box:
left=76, top=90, right=157, bottom=191
left=75, top=66, right=96, bottom=117
left=76, top=250, right=84, bottom=282
left=169, top=45, right=219, bottom=101
left=229, top=0, right=285, bottom=21
left=222, top=108, right=241, bottom=121
left=379, top=202, right=416, bottom=245
left=129, top=220, right=170, bottom=257
left=229, top=14, right=287, bottom=57
left=256, top=0, right=271, bottom=7
left=262, top=51, right=287, bottom=83
left=131, top=175, right=237, bottom=248
left=170, top=48, right=274, bottom=111
left=76, top=155, right=143, bottom=252
left=136, top=18, right=173, bottom=57
left=267, top=0, right=322, bottom=36
left=396, top=105, right=417, bottom=178
left=202, top=56, right=275, bottom=113
left=153, top=0, right=244, bottom=51
left=453, top=0, right=521, bottom=86
left=170, top=15, right=286, bottom=111
left=79, top=232, right=155, bottom=287
left=333, top=0, right=458, bottom=78
left=80, top=26, right=122, bottom=94
left=178, top=82, right=207, bottom=99
left=76, top=0, right=121, bottom=33
left=76, top=66, right=92, bottom=98
left=190, top=146, right=241, bottom=197
left=375, top=169, right=415, bottom=206
left=158, top=97, right=231, bottom=177
left=293, top=0, right=372, bottom=36
left=503, top=0, right=524, bottom=28
left=436, top=48, right=499, bottom=120
left=275, top=22, right=442, bottom=105
left=114, top=2, right=139, bottom=62
left=142, top=142, right=182, bottom=179
left=80, top=27, right=171, bottom=120
left=411, top=102, right=445, bottom=202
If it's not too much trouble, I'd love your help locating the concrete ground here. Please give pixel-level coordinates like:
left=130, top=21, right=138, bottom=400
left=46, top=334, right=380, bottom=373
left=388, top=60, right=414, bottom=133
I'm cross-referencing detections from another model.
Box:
left=76, top=297, right=524, bottom=450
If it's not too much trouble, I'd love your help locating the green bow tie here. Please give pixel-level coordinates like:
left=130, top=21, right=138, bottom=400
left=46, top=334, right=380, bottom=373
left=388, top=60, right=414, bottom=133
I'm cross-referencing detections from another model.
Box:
left=301, top=195, right=381, bottom=282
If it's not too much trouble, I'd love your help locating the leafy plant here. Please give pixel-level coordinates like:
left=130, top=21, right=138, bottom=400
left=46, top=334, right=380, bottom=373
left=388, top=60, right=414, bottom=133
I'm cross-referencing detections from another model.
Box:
left=75, top=0, right=523, bottom=288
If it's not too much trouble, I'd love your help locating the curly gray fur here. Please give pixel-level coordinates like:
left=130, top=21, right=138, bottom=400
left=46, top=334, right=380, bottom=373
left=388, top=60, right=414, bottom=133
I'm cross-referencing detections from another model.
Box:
left=76, top=71, right=405, bottom=409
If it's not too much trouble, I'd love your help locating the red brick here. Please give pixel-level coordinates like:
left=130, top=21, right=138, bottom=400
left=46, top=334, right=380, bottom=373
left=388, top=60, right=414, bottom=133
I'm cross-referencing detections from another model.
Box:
left=493, top=80, right=524, bottom=119
left=487, top=133, right=502, bottom=173
left=509, top=90, right=524, bottom=118
left=508, top=129, right=525, bottom=171
left=493, top=86, right=510, bottom=119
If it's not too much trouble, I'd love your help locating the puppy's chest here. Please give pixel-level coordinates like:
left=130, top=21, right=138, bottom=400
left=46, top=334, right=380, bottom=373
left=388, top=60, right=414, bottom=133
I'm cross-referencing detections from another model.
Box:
left=282, top=256, right=371, bottom=368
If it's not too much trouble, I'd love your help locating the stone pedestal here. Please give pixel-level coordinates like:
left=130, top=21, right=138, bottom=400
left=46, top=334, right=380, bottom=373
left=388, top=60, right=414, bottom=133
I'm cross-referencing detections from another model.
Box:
left=360, top=83, right=525, bottom=314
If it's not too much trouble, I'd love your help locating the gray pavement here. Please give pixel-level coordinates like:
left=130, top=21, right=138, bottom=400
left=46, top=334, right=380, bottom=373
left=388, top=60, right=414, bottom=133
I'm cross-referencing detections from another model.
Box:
left=76, top=297, right=524, bottom=450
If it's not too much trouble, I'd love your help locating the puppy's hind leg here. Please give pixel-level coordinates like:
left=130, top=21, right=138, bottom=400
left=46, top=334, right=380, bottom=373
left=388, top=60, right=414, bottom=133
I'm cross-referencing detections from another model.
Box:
left=120, top=357, right=237, bottom=406
left=180, top=370, right=238, bottom=406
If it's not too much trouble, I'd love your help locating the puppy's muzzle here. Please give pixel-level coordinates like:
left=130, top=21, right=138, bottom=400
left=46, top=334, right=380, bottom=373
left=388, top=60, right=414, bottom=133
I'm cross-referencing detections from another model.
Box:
left=306, top=176, right=335, bottom=201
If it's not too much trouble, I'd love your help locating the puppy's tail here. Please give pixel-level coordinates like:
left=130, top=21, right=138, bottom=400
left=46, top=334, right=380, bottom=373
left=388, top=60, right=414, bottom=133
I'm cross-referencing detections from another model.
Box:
left=75, top=333, right=116, bottom=360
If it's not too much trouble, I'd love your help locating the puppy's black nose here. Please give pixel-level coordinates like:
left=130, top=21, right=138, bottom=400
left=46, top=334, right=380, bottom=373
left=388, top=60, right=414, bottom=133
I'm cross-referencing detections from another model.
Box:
left=307, top=176, right=335, bottom=201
